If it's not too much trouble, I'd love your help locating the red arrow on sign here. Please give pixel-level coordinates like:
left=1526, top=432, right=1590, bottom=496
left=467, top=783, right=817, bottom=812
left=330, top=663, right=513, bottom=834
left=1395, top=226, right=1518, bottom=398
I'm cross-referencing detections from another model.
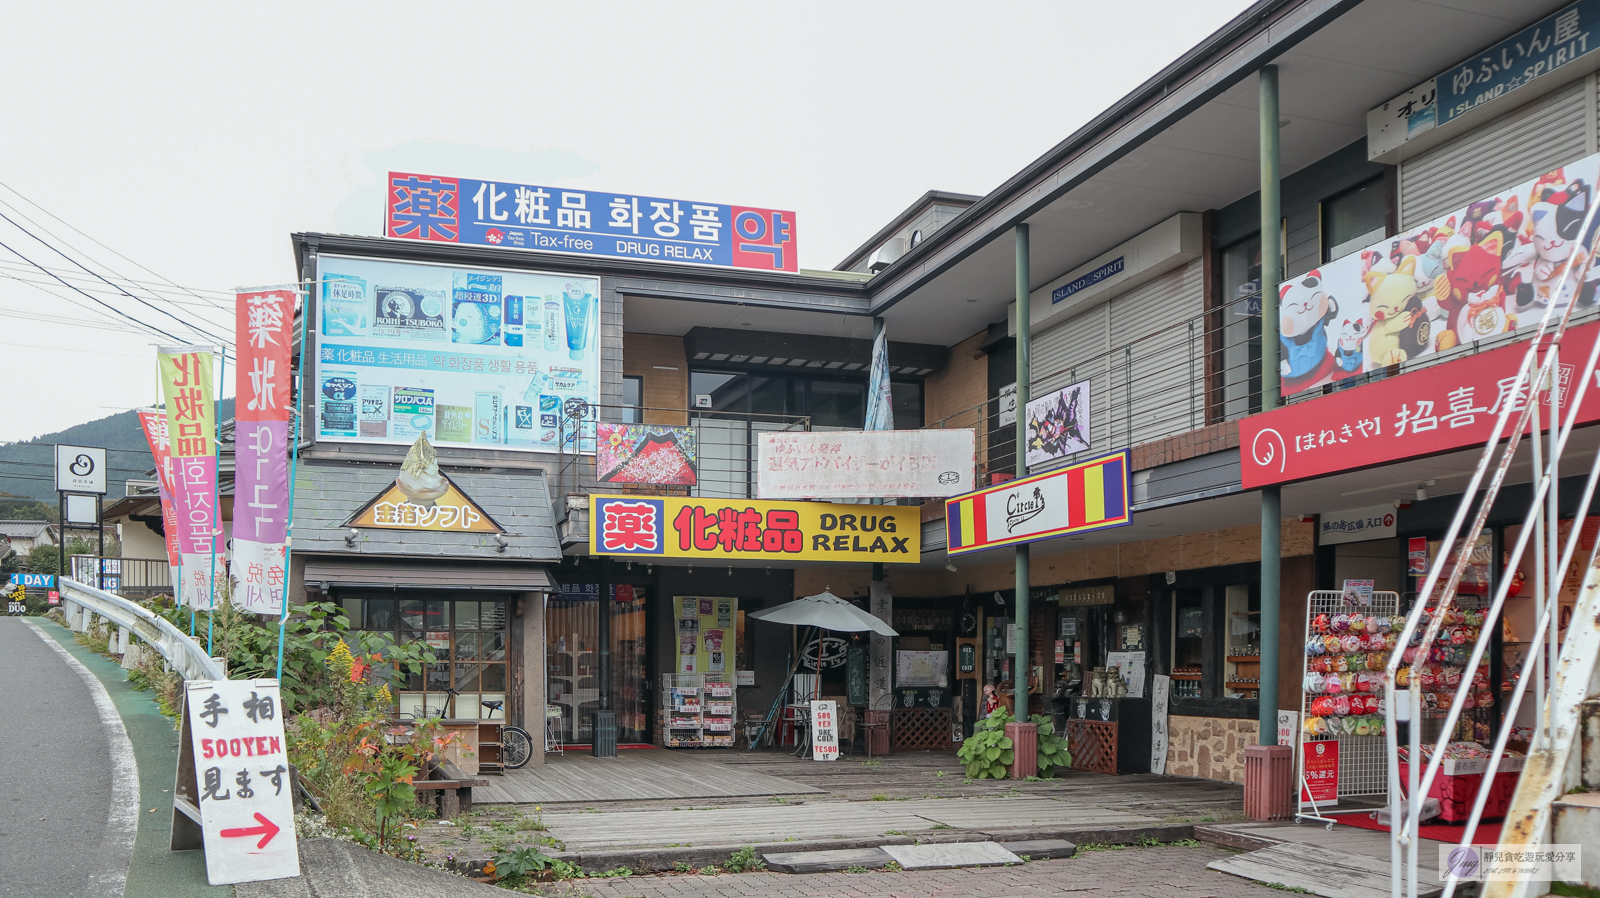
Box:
left=220, top=812, right=280, bottom=849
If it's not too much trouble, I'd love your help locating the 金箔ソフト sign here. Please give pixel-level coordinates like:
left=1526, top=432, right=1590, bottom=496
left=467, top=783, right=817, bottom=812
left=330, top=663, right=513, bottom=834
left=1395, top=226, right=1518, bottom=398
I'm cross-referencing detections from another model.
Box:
left=590, top=495, right=921, bottom=562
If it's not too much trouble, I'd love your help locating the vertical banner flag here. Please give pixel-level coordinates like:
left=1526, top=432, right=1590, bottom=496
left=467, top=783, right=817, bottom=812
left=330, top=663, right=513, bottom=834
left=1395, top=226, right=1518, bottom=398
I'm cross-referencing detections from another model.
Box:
left=234, top=289, right=296, bottom=614
left=864, top=319, right=893, bottom=433
left=136, top=409, right=184, bottom=596
left=159, top=347, right=219, bottom=609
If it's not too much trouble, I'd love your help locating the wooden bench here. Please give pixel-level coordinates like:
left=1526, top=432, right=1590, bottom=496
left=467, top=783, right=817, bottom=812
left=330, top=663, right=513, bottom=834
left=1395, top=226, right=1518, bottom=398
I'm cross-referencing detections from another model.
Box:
left=414, top=759, right=489, bottom=817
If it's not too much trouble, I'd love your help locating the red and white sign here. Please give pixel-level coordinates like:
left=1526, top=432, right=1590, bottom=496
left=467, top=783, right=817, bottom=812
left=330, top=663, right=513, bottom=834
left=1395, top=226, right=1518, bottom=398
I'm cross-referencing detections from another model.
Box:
left=810, top=699, right=839, bottom=761
left=1242, top=322, right=1600, bottom=489
left=185, top=678, right=299, bottom=885
left=233, top=289, right=296, bottom=615
left=47, top=590, right=59, bottom=605
left=1301, top=739, right=1340, bottom=805
left=1408, top=536, right=1429, bottom=575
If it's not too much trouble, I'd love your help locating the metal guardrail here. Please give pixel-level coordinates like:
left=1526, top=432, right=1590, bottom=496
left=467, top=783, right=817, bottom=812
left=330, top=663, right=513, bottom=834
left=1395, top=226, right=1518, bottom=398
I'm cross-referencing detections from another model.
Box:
left=57, top=577, right=225, bottom=681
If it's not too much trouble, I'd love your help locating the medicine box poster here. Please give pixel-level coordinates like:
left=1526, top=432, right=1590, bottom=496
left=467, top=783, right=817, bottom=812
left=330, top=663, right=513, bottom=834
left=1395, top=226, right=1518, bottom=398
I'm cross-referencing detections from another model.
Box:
left=677, top=597, right=736, bottom=675
left=314, top=255, right=601, bottom=454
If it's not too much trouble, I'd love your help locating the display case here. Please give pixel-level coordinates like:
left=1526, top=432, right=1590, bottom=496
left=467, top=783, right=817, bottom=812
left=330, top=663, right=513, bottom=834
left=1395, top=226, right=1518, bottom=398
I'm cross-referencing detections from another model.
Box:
left=1223, top=584, right=1261, bottom=699
left=661, top=675, right=736, bottom=748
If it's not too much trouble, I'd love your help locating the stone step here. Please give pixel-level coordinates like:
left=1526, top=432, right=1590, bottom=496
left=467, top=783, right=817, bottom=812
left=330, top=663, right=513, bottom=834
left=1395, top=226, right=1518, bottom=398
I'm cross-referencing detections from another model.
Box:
left=760, top=847, right=892, bottom=874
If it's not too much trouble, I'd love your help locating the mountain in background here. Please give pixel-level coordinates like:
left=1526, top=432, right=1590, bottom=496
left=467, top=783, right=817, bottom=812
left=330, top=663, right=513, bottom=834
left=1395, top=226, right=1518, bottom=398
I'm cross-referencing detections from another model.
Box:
left=0, top=399, right=236, bottom=509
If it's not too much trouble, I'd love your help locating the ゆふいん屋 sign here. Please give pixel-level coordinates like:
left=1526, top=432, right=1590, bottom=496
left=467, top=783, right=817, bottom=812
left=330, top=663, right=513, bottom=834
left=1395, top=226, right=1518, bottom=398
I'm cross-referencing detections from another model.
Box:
left=591, top=495, right=921, bottom=562
left=385, top=171, right=798, bottom=272
left=945, top=451, right=1131, bottom=556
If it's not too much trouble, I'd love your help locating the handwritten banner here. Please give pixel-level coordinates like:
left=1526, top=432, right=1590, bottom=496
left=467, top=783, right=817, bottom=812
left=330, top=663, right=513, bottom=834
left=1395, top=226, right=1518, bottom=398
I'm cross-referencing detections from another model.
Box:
left=757, top=429, right=975, bottom=499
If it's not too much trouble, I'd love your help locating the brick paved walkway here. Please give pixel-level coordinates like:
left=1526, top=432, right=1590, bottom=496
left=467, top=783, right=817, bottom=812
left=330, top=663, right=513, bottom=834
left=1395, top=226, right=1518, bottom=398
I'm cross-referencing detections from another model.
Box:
left=544, top=844, right=1277, bottom=898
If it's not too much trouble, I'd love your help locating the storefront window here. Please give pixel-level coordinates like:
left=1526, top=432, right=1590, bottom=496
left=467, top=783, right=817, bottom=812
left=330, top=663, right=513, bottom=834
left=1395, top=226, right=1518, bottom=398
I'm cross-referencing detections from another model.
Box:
left=1323, top=178, right=1386, bottom=262
left=339, top=594, right=509, bottom=720
left=621, top=375, right=643, bottom=423
left=1220, top=236, right=1263, bottom=420
left=546, top=585, right=650, bottom=745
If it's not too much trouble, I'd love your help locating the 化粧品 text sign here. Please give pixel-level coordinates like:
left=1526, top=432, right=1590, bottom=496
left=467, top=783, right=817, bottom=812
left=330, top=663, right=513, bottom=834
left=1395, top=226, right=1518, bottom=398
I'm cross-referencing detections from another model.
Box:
left=945, top=451, right=1130, bottom=556
left=158, top=346, right=221, bottom=610
left=184, top=679, right=299, bottom=885
left=1239, top=320, right=1600, bottom=489
left=757, top=429, right=974, bottom=499
left=591, top=495, right=921, bottom=562
left=233, top=289, right=297, bottom=615
left=385, top=171, right=798, bottom=272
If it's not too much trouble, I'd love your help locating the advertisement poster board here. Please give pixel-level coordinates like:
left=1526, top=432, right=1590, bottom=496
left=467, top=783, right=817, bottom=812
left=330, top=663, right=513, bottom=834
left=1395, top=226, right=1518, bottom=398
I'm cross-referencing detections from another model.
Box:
left=676, top=597, right=736, bottom=675
left=597, top=424, right=698, bottom=485
left=1150, top=674, right=1170, bottom=774
left=757, top=429, right=974, bottom=499
left=1301, top=739, right=1341, bottom=806
left=1277, top=152, right=1600, bottom=397
left=314, top=255, right=600, bottom=454
left=1024, top=380, right=1091, bottom=468
left=1341, top=579, right=1375, bottom=607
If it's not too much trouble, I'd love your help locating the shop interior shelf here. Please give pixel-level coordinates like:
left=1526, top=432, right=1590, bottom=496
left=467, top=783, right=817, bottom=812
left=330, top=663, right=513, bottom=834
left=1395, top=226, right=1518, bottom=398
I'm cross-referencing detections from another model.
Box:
left=1227, top=655, right=1261, bottom=662
left=1170, top=672, right=1202, bottom=680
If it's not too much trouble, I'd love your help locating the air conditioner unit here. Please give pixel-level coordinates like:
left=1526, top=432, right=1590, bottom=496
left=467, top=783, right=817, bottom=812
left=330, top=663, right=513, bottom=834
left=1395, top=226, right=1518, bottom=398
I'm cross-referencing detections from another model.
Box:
left=867, top=237, right=906, bottom=272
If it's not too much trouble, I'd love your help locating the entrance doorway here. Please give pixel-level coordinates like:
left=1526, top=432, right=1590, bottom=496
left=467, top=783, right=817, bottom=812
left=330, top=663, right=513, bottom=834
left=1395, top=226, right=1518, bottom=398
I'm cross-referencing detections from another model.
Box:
left=546, top=584, right=649, bottom=744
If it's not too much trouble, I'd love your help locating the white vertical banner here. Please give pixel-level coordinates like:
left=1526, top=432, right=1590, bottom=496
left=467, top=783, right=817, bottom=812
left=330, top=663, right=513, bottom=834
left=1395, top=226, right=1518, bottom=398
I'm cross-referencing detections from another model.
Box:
left=811, top=700, right=839, bottom=761
left=1150, top=674, right=1170, bottom=774
left=232, top=289, right=297, bottom=615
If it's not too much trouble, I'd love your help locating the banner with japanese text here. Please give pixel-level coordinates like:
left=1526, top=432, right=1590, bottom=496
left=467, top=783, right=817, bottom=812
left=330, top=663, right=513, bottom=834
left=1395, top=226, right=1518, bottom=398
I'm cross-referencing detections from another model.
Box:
left=136, top=409, right=184, bottom=596
left=159, top=346, right=220, bottom=610
left=234, top=289, right=296, bottom=614
left=1240, top=320, right=1600, bottom=489
left=590, top=495, right=921, bottom=562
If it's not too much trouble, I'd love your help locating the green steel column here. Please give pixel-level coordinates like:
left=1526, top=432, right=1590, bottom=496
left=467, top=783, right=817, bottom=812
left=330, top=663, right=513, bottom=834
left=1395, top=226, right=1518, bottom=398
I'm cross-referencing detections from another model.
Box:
left=1014, top=223, right=1031, bottom=723
left=1258, top=65, right=1282, bottom=745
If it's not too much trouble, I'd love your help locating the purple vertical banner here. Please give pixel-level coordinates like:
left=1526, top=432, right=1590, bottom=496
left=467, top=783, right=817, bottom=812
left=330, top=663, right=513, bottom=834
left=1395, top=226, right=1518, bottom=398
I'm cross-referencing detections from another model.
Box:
left=234, top=289, right=297, bottom=614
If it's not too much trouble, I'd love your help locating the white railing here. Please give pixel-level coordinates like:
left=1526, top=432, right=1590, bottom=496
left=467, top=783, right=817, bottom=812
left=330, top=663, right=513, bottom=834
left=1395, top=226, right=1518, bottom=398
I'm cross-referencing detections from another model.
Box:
left=58, top=577, right=226, bottom=681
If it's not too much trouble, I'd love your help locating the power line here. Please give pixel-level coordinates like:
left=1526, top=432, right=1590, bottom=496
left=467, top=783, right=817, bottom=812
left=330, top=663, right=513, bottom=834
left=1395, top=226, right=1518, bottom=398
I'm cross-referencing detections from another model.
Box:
left=0, top=180, right=240, bottom=317
left=0, top=209, right=235, bottom=348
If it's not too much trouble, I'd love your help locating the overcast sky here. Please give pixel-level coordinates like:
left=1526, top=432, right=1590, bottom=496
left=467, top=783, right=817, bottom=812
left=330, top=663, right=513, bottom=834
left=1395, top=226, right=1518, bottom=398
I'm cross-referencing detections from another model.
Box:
left=0, top=1, right=1250, bottom=443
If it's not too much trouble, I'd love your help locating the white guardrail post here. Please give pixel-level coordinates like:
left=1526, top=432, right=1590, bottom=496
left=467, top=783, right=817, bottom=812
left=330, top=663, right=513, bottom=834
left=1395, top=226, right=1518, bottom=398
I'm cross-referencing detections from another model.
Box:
left=56, top=578, right=226, bottom=681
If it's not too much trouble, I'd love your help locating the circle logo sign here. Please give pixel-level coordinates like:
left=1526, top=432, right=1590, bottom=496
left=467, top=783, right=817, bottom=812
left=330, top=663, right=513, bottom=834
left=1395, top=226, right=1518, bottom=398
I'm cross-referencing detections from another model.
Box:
left=938, top=471, right=960, bottom=485
left=69, top=454, right=96, bottom=476
left=562, top=398, right=590, bottom=420
left=1383, top=513, right=1395, bottom=527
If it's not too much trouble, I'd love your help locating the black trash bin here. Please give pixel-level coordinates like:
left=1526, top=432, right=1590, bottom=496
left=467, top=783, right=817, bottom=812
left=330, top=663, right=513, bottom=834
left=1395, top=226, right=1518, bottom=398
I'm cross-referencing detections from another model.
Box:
left=591, top=710, right=617, bottom=757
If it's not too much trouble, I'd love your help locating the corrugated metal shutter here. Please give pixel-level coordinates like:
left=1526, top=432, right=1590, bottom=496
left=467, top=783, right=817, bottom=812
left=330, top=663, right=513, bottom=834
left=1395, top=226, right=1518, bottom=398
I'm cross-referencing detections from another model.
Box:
left=1030, top=301, right=1110, bottom=460
left=1108, top=261, right=1205, bottom=446
left=1400, top=79, right=1589, bottom=228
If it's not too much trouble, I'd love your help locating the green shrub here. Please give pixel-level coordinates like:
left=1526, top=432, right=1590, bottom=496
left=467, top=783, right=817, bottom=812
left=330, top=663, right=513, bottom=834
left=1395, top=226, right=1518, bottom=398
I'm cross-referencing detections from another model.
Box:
left=956, top=709, right=1072, bottom=779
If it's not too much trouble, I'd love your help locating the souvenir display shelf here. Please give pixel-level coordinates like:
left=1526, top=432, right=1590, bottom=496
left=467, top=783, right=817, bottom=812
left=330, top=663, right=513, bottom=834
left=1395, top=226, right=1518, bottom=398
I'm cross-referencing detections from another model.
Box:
left=661, top=674, right=736, bottom=748
left=1297, top=589, right=1401, bottom=820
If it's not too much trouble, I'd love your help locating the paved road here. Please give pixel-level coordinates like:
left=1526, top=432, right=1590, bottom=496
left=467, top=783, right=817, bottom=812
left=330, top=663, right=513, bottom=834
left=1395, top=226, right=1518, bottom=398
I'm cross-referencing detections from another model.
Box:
left=571, top=844, right=1282, bottom=898
left=0, top=616, right=133, bottom=897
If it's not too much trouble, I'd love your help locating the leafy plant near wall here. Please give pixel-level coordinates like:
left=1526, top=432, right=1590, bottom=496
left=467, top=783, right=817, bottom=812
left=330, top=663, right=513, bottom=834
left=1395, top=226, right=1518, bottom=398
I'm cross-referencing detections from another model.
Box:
left=958, top=709, right=1015, bottom=778
left=957, top=709, right=1073, bottom=779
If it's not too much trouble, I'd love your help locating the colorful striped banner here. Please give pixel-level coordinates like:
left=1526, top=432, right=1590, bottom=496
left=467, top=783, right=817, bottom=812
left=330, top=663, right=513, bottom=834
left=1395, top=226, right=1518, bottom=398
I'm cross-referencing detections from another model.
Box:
left=945, top=450, right=1131, bottom=555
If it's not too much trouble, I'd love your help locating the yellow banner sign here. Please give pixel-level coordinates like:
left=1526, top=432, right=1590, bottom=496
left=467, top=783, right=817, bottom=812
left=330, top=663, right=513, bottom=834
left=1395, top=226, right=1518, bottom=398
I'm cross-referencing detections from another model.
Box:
left=590, top=494, right=921, bottom=562
left=347, top=477, right=504, bottom=533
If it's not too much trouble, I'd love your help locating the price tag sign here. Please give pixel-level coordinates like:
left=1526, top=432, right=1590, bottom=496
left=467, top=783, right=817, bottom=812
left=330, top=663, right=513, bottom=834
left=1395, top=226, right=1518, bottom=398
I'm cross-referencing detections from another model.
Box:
left=810, top=700, right=839, bottom=761
left=184, top=679, right=300, bottom=885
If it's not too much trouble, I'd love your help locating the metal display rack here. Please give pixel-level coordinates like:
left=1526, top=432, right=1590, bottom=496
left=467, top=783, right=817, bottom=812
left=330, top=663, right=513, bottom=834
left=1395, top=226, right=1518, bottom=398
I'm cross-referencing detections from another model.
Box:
left=1296, top=589, right=1400, bottom=826
left=662, top=674, right=736, bottom=747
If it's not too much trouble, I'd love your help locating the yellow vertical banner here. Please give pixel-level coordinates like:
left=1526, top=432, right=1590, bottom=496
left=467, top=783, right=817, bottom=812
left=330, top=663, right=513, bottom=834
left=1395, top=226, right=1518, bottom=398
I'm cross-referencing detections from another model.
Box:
left=157, top=346, right=220, bottom=609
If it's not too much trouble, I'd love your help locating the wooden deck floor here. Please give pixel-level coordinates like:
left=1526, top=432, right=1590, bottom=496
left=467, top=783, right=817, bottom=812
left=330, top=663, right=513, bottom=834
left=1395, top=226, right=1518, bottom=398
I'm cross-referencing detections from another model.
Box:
left=471, top=749, right=826, bottom=804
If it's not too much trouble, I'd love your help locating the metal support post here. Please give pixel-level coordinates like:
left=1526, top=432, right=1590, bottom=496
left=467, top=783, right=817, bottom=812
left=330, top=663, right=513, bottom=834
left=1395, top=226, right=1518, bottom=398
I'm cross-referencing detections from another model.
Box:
left=1014, top=223, right=1031, bottom=723
left=1258, top=64, right=1282, bottom=744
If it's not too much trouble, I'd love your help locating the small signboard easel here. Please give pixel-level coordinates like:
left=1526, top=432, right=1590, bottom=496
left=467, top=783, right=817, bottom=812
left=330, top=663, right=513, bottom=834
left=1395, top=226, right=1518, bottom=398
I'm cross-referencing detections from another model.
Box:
left=172, top=679, right=300, bottom=885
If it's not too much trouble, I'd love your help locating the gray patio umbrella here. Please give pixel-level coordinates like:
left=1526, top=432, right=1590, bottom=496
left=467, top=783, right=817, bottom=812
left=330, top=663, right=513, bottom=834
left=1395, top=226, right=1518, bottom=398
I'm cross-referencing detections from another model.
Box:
left=751, top=589, right=899, bottom=705
left=749, top=589, right=898, bottom=636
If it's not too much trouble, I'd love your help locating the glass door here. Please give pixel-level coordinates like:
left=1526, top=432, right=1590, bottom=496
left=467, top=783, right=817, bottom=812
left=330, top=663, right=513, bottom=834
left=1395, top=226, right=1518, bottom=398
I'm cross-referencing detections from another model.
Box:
left=546, top=585, right=649, bottom=744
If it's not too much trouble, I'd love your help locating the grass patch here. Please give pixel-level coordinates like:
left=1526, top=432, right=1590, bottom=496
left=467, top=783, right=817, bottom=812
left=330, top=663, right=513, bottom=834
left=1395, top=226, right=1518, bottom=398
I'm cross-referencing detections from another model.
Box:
left=1265, top=884, right=1312, bottom=893
left=870, top=793, right=889, bottom=801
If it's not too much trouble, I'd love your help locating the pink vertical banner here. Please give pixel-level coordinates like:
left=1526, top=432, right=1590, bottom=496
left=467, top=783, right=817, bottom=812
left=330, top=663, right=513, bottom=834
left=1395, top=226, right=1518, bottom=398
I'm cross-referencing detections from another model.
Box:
left=233, top=288, right=296, bottom=614
left=135, top=410, right=184, bottom=596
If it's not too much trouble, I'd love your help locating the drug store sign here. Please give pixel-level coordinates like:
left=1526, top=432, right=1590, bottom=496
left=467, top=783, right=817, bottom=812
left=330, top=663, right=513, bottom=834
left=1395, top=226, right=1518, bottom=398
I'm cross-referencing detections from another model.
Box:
left=591, top=495, right=921, bottom=562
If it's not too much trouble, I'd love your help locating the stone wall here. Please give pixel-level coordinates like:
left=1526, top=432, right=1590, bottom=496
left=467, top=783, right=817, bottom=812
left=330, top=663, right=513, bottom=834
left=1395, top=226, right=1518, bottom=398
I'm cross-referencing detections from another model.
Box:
left=1164, top=714, right=1258, bottom=783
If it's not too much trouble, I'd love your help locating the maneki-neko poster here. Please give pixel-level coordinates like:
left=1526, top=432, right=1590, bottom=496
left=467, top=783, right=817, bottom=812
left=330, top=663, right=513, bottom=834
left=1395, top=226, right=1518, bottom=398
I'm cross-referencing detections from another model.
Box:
left=1279, top=151, right=1600, bottom=396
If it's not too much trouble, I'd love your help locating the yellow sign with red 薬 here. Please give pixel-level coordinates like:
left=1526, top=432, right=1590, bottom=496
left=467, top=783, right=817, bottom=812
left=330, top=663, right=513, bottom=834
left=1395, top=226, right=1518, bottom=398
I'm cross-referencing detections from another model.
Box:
left=589, top=495, right=921, bottom=562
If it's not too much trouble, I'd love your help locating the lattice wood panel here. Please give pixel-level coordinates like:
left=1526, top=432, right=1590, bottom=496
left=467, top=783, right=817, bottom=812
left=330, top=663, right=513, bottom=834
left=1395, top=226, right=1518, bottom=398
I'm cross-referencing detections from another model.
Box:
left=891, top=707, right=953, bottom=751
left=1067, top=719, right=1118, bottom=775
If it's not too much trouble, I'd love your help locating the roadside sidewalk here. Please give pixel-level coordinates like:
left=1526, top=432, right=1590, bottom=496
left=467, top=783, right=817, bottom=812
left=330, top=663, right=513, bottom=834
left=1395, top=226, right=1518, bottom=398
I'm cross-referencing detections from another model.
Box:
left=33, top=618, right=232, bottom=898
